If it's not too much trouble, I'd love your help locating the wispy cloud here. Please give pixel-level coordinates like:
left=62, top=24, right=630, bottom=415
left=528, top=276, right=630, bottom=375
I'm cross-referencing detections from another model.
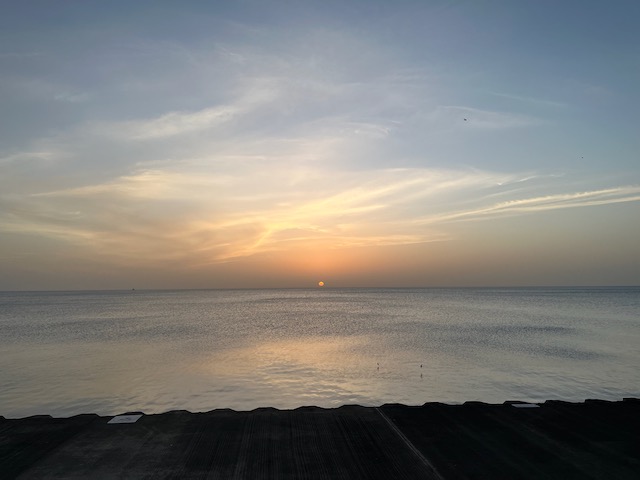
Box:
left=431, top=106, right=539, bottom=129
left=488, top=92, right=567, bottom=108
left=5, top=148, right=638, bottom=269
left=0, top=51, right=43, bottom=58
left=2, top=14, right=638, bottom=288
left=54, top=92, right=90, bottom=103
left=0, top=150, right=59, bottom=165
left=124, top=106, right=239, bottom=140
left=417, top=186, right=640, bottom=225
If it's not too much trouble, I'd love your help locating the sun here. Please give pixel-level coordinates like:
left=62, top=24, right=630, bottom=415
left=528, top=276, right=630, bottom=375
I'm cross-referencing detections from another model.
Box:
left=318, top=281, right=325, bottom=287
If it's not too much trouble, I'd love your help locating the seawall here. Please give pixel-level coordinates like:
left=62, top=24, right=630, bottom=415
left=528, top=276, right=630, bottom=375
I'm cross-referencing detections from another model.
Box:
left=2, top=399, right=639, bottom=479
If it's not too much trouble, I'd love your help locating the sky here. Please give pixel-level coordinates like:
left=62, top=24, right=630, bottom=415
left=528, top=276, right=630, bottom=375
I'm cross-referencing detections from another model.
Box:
left=1, top=0, right=639, bottom=290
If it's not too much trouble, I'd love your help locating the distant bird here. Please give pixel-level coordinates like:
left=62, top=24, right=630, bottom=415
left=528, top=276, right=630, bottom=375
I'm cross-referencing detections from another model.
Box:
left=463, top=118, right=467, bottom=121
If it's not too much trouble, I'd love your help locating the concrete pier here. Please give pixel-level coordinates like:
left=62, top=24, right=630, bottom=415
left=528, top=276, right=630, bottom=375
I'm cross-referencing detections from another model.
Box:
left=1, top=399, right=639, bottom=479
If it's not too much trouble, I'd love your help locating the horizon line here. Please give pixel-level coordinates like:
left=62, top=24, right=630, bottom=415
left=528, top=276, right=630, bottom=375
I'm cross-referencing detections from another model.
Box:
left=2, top=285, right=639, bottom=293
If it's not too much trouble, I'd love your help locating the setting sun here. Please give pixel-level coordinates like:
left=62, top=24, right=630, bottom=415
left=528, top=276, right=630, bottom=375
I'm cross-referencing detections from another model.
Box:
left=318, top=281, right=325, bottom=287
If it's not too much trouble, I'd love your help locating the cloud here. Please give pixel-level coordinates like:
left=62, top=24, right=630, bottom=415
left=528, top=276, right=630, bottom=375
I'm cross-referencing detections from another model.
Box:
left=215, top=45, right=246, bottom=64
left=417, top=186, right=640, bottom=225
left=54, top=92, right=90, bottom=103
left=0, top=51, right=43, bottom=58
left=123, top=106, right=239, bottom=140
left=0, top=161, right=488, bottom=263
left=0, top=150, right=59, bottom=165
left=343, top=122, right=391, bottom=139
left=2, top=21, right=637, bottom=284
left=3, top=56, right=636, bottom=267
left=431, top=105, right=539, bottom=129
left=7, top=144, right=638, bottom=270
left=488, top=92, right=567, bottom=108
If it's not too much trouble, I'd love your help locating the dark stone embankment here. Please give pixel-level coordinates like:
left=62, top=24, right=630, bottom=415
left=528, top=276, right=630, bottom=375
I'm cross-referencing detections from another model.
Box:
left=1, top=399, right=639, bottom=479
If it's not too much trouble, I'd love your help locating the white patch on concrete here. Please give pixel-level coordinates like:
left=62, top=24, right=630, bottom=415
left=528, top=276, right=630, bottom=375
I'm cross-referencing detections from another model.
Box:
left=108, top=414, right=143, bottom=424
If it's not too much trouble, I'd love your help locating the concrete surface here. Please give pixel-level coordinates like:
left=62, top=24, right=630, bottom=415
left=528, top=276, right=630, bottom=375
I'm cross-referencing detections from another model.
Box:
left=1, top=399, right=639, bottom=479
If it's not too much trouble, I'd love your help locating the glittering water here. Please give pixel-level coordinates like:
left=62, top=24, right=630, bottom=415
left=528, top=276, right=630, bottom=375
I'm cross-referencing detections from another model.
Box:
left=1, top=287, right=638, bottom=418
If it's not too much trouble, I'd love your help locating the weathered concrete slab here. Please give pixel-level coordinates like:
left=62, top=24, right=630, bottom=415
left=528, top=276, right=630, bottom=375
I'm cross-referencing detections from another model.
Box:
left=380, top=399, right=640, bottom=480
left=1, top=400, right=638, bottom=479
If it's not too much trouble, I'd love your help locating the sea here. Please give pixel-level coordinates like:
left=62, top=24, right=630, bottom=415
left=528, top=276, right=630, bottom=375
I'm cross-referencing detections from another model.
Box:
left=1, top=287, right=638, bottom=418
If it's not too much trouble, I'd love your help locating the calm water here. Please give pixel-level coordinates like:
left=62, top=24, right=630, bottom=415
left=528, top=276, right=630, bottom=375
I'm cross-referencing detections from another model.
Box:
left=0, top=287, right=638, bottom=418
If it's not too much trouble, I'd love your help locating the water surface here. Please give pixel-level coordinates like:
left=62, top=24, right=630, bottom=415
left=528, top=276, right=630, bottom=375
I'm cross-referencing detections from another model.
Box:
left=1, top=287, right=638, bottom=417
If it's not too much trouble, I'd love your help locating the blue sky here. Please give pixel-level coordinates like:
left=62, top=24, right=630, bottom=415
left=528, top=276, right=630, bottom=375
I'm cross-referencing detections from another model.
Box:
left=1, top=0, right=639, bottom=289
